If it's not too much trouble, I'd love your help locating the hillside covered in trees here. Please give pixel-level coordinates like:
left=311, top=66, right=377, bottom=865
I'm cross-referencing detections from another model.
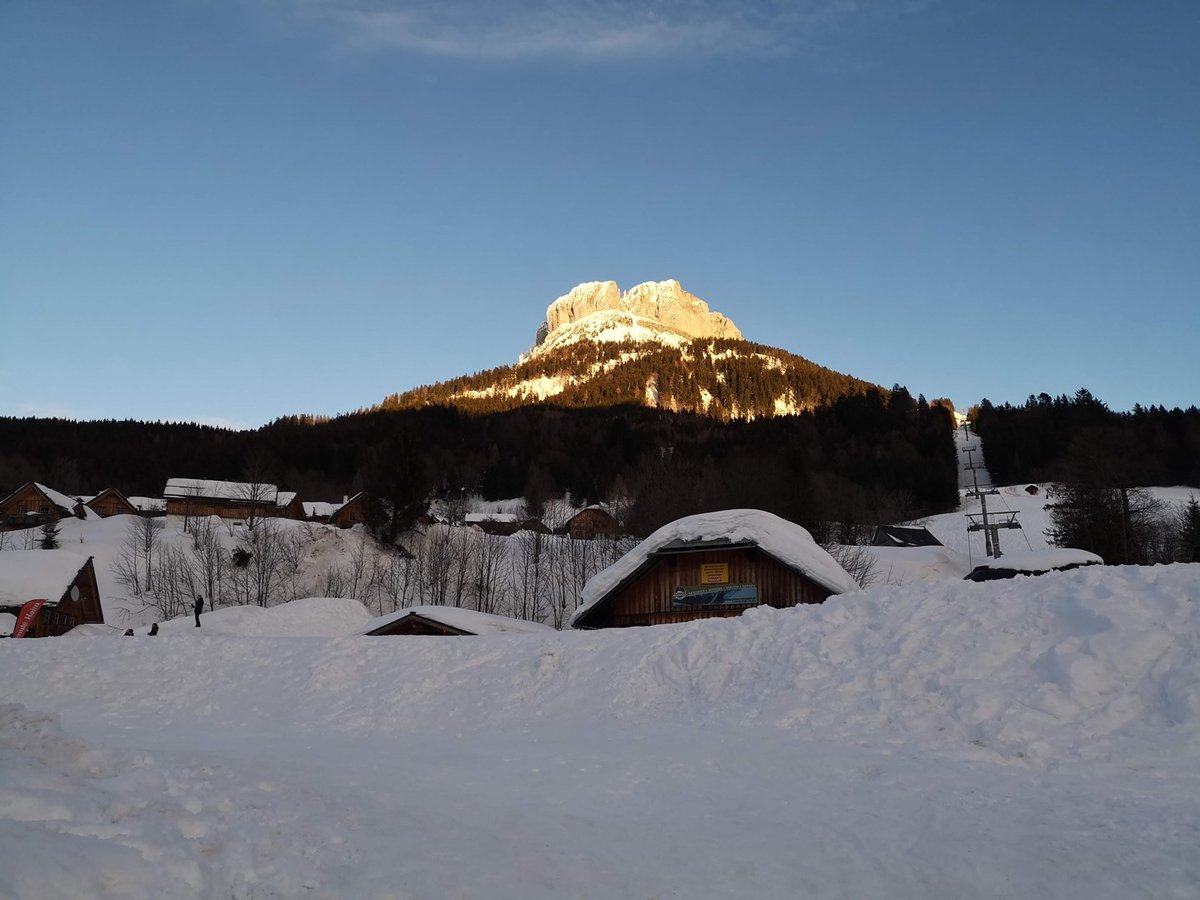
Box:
left=0, top=387, right=958, bottom=538
left=377, top=337, right=877, bottom=420
left=972, top=390, right=1200, bottom=488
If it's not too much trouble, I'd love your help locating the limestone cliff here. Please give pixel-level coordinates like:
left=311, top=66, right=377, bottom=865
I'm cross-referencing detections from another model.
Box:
left=531, top=280, right=743, bottom=354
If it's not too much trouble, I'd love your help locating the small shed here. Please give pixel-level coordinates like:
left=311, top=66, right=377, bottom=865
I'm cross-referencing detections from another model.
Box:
left=871, top=525, right=943, bottom=548
left=563, top=506, right=623, bottom=540
left=86, top=487, right=138, bottom=518
left=571, top=509, right=858, bottom=629
left=0, top=482, right=86, bottom=530
left=359, top=606, right=554, bottom=636
left=0, top=551, right=104, bottom=637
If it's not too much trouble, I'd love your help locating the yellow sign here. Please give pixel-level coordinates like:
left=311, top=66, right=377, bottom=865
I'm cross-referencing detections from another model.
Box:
left=699, top=563, right=729, bottom=585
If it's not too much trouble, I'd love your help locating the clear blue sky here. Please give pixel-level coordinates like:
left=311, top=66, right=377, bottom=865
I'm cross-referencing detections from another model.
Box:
left=2, top=0, right=1197, bottom=429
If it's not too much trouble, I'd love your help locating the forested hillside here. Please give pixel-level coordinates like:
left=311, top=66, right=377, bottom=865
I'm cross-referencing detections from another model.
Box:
left=377, top=337, right=876, bottom=419
left=972, top=390, right=1200, bottom=487
left=0, top=387, right=958, bottom=538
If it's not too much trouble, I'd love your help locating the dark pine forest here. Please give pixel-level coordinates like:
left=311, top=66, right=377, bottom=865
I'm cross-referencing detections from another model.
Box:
left=0, top=386, right=959, bottom=539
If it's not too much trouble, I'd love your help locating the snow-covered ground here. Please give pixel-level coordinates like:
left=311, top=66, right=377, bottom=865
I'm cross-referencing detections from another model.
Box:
left=3, top=563, right=1199, bottom=899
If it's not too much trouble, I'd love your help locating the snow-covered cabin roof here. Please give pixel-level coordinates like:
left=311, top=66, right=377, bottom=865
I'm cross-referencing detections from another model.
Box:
left=31, top=483, right=82, bottom=515
left=164, top=478, right=279, bottom=503
left=276, top=491, right=298, bottom=508
left=358, top=606, right=555, bottom=636
left=329, top=492, right=366, bottom=518
left=305, top=501, right=339, bottom=518
left=0, top=551, right=93, bottom=608
left=464, top=512, right=519, bottom=524
left=871, top=525, right=943, bottom=548
left=128, top=496, right=167, bottom=513
left=571, top=509, right=859, bottom=628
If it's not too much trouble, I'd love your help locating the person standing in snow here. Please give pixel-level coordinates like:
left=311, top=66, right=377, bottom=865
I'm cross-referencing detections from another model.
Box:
left=149, top=622, right=159, bottom=636
left=194, top=595, right=204, bottom=628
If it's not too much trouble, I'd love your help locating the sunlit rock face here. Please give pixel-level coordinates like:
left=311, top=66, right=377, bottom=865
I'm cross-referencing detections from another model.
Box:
left=531, top=279, right=742, bottom=354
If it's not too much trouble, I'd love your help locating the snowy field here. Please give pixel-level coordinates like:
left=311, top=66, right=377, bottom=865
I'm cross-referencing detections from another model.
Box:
left=3, top=563, right=1199, bottom=899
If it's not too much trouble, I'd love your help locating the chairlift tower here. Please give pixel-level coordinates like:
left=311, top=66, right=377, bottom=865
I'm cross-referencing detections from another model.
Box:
left=963, top=446, right=1021, bottom=558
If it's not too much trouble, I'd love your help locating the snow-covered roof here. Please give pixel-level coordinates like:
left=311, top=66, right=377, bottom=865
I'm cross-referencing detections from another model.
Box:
left=571, top=509, right=858, bottom=627
left=305, top=501, right=339, bottom=517
left=276, top=491, right=298, bottom=508
left=164, top=478, right=279, bottom=503
left=128, top=496, right=167, bottom=512
left=464, top=512, right=519, bottom=524
left=358, top=606, right=555, bottom=636
left=34, top=482, right=81, bottom=514
left=329, top=492, right=366, bottom=517
left=0, top=550, right=93, bottom=608
left=971, top=549, right=1104, bottom=573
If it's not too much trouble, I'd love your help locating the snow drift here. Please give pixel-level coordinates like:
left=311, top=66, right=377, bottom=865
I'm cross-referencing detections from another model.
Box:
left=1, top=564, right=1198, bottom=899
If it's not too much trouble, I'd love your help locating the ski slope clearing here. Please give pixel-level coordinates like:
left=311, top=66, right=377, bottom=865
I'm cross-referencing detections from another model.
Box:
left=2, top=564, right=1198, bottom=899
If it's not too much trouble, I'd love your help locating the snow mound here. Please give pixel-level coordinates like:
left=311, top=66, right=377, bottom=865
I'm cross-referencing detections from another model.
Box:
left=1, top=565, right=1198, bottom=897
left=153, top=597, right=372, bottom=637
left=971, top=548, right=1104, bottom=572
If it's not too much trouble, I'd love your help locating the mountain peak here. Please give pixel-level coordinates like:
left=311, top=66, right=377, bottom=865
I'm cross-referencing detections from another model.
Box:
left=529, top=279, right=743, bottom=357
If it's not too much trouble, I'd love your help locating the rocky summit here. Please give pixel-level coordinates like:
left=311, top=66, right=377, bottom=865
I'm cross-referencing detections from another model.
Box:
left=530, top=280, right=743, bottom=356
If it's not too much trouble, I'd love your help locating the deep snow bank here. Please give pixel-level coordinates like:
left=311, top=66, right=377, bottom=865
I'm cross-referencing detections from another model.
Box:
left=5, top=564, right=1198, bottom=769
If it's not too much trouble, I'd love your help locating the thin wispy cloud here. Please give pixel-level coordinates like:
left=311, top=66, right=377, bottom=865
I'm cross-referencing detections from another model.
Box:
left=273, top=0, right=921, bottom=61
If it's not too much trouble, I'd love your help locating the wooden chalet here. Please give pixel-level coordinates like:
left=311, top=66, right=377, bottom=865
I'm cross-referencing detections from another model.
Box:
left=0, top=551, right=104, bottom=638
left=164, top=478, right=303, bottom=526
left=870, top=525, right=943, bottom=548
left=571, top=509, right=858, bottom=629
left=85, top=487, right=139, bottom=518
left=0, top=482, right=86, bottom=531
left=563, top=506, right=623, bottom=540
left=328, top=492, right=370, bottom=529
left=359, top=605, right=555, bottom=636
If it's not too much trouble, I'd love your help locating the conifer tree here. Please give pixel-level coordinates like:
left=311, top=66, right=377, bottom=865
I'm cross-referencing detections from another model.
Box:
left=39, top=518, right=60, bottom=549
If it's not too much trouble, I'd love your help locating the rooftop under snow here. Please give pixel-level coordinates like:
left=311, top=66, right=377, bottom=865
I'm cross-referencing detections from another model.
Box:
left=163, top=478, right=279, bottom=502
left=0, top=550, right=91, bottom=607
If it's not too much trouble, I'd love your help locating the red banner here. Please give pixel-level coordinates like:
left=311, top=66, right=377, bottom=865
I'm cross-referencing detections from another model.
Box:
left=12, top=599, right=48, bottom=639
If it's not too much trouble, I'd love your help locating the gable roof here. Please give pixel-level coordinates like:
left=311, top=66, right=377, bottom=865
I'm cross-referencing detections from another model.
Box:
left=329, top=492, right=367, bottom=518
left=0, top=551, right=93, bottom=608
left=87, top=487, right=136, bottom=511
left=358, top=605, right=555, bottom=636
left=570, top=509, right=858, bottom=628
left=871, top=525, right=943, bottom=548
left=0, top=482, right=82, bottom=516
left=164, top=478, right=279, bottom=503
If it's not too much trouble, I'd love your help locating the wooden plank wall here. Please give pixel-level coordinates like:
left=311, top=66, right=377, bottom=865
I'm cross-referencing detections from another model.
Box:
left=608, top=547, right=829, bottom=627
